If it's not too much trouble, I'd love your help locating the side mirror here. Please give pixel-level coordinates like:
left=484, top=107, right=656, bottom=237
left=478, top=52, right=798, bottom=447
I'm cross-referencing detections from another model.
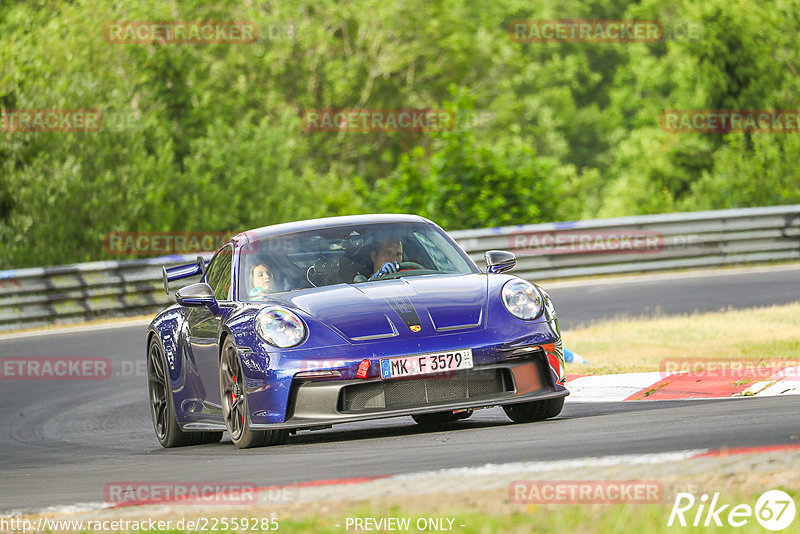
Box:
left=175, top=282, right=218, bottom=310
left=485, top=250, right=516, bottom=274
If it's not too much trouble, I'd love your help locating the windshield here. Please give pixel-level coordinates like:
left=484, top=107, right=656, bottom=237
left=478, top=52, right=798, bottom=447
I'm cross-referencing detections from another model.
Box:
left=238, top=221, right=478, bottom=300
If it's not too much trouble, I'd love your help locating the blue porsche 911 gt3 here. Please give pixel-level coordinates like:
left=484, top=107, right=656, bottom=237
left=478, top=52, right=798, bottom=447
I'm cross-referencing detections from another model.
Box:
left=147, top=214, right=568, bottom=448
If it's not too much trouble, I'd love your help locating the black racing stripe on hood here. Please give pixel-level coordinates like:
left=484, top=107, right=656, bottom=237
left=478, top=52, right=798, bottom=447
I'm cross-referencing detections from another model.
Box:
left=384, top=295, right=421, bottom=331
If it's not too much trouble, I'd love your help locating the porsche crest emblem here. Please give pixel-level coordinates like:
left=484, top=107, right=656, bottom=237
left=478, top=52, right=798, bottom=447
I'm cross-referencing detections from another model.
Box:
left=410, top=325, right=422, bottom=332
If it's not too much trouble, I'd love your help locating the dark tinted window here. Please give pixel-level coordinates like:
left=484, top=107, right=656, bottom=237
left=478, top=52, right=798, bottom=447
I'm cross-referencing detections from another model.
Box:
left=238, top=222, right=478, bottom=299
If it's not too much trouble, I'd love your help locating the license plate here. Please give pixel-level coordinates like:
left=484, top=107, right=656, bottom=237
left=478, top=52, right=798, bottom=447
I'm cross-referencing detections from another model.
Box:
left=380, top=349, right=473, bottom=379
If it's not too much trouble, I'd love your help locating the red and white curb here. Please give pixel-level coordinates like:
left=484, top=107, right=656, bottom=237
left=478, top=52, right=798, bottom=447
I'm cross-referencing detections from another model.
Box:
left=566, top=366, right=800, bottom=401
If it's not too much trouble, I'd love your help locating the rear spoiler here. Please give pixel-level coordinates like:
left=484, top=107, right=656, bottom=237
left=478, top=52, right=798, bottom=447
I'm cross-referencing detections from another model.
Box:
left=162, top=256, right=209, bottom=294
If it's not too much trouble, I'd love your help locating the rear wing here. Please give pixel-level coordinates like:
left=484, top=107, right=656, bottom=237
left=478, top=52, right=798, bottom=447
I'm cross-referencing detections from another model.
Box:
left=162, top=256, right=209, bottom=294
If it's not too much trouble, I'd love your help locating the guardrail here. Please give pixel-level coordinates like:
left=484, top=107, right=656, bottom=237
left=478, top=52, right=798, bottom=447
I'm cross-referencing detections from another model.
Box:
left=450, top=204, right=800, bottom=280
left=0, top=256, right=208, bottom=333
left=1, top=205, right=798, bottom=332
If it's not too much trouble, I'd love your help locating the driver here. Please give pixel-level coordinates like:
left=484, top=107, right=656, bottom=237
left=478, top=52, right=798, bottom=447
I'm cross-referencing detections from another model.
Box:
left=352, top=238, right=404, bottom=282
left=369, top=238, right=403, bottom=280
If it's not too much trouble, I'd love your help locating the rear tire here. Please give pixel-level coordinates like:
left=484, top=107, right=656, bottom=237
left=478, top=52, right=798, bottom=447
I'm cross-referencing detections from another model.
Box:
left=220, top=337, right=288, bottom=449
left=503, top=397, right=564, bottom=424
left=412, top=410, right=473, bottom=426
left=148, top=337, right=222, bottom=447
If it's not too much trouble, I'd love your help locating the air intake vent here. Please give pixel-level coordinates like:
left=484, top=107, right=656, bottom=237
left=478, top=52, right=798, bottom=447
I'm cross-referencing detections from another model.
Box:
left=340, top=369, right=513, bottom=413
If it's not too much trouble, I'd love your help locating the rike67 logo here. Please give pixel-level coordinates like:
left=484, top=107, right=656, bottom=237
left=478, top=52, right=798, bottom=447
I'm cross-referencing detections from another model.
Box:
left=669, top=490, right=795, bottom=531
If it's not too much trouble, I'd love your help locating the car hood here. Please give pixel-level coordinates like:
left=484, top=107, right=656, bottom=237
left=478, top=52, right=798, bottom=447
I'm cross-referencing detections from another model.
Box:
left=274, top=274, right=488, bottom=342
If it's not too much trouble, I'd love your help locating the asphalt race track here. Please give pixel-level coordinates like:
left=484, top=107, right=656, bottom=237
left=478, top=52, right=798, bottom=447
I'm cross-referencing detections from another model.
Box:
left=544, top=264, right=800, bottom=329
left=1, top=266, right=798, bottom=512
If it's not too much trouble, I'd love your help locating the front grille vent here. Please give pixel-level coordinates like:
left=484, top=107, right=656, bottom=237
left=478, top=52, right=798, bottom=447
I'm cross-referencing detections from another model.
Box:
left=340, top=369, right=512, bottom=412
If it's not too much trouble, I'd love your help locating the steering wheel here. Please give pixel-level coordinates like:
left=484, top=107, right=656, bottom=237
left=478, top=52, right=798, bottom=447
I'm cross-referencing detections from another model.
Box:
left=379, top=261, right=426, bottom=279
left=356, top=261, right=428, bottom=283
left=396, top=261, right=425, bottom=271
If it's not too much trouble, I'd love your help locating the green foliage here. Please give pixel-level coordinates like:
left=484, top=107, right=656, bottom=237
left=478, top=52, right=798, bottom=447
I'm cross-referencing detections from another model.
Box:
left=0, top=0, right=798, bottom=268
left=596, top=0, right=800, bottom=215
left=684, top=134, right=800, bottom=210
left=371, top=91, right=578, bottom=229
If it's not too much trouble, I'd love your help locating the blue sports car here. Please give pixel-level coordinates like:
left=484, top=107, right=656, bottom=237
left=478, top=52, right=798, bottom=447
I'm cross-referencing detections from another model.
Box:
left=147, top=214, right=568, bottom=448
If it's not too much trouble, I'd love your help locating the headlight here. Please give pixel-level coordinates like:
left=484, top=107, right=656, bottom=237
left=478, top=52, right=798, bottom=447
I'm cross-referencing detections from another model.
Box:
left=501, top=279, right=544, bottom=320
left=255, top=308, right=306, bottom=348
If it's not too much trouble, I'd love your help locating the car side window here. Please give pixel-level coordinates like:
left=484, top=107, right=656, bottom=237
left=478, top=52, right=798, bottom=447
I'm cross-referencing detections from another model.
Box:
left=205, top=246, right=233, bottom=301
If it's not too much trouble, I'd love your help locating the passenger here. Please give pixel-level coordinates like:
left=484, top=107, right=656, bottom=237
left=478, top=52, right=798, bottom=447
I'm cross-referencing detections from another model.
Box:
left=248, top=263, right=275, bottom=299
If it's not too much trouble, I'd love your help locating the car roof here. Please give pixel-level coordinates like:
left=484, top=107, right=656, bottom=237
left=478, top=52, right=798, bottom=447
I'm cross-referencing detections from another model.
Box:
left=235, top=214, right=432, bottom=244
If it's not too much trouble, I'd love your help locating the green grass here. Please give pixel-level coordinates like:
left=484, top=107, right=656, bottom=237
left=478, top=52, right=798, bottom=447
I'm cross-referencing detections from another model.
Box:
left=565, top=303, right=800, bottom=375
left=124, top=493, right=795, bottom=534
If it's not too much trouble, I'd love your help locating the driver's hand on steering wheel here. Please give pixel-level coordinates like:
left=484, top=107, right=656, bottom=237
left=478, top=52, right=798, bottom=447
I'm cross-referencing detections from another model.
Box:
left=369, top=261, right=400, bottom=281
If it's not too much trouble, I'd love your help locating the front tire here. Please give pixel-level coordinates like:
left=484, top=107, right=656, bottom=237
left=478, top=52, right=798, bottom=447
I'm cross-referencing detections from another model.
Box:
left=503, top=397, right=564, bottom=424
left=219, top=337, right=288, bottom=449
left=148, top=337, right=222, bottom=447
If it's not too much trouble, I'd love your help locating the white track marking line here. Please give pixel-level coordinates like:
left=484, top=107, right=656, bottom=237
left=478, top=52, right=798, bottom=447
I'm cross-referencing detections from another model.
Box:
left=391, top=450, right=708, bottom=480
left=541, top=263, right=800, bottom=289
left=0, top=319, right=151, bottom=341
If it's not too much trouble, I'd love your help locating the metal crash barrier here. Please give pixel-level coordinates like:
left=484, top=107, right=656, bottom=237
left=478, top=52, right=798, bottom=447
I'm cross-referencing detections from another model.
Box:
left=1, top=205, right=798, bottom=332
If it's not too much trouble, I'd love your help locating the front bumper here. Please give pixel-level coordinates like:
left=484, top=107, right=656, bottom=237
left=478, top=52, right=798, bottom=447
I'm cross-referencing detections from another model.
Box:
left=248, top=357, right=566, bottom=431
